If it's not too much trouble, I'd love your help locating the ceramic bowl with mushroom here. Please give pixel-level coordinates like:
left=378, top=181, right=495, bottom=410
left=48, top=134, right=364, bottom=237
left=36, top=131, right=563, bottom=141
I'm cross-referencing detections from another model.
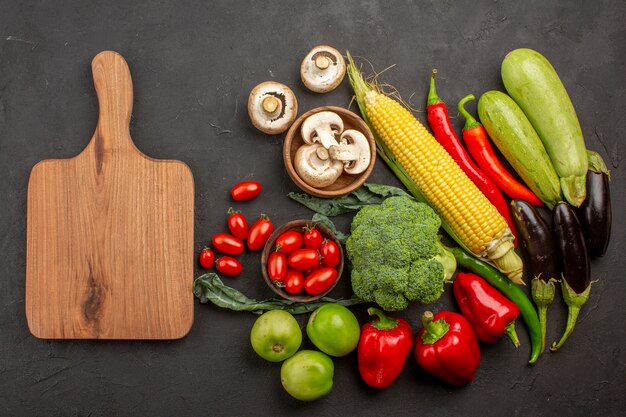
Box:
left=283, top=106, right=376, bottom=198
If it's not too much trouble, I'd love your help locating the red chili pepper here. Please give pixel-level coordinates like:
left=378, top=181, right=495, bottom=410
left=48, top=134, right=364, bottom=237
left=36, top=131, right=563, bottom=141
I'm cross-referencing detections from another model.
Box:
left=457, top=94, right=543, bottom=207
left=426, top=70, right=518, bottom=245
left=358, top=308, right=413, bottom=390
left=453, top=272, right=521, bottom=346
left=414, top=310, right=480, bottom=386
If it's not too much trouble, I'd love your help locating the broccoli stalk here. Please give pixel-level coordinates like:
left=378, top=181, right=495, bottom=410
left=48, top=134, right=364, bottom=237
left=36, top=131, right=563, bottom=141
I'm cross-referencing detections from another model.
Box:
left=436, top=241, right=457, bottom=283
left=346, top=196, right=457, bottom=311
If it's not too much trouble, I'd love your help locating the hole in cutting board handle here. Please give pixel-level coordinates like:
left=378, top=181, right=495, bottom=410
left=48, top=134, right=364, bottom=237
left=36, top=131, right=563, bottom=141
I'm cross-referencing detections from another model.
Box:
left=90, top=50, right=135, bottom=152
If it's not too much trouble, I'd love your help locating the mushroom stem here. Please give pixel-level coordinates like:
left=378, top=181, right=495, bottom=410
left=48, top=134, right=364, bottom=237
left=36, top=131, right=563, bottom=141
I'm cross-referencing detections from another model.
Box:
left=294, top=143, right=344, bottom=188
left=300, top=111, right=344, bottom=149
left=316, top=146, right=330, bottom=160
left=248, top=81, right=297, bottom=134
left=301, top=45, right=346, bottom=93
left=329, top=129, right=371, bottom=175
left=315, top=55, right=331, bottom=70
left=262, top=96, right=281, bottom=115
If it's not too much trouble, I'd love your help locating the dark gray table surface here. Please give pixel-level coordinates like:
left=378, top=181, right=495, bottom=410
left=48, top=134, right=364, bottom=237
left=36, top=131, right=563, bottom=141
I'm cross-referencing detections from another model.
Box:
left=1, top=1, right=625, bottom=416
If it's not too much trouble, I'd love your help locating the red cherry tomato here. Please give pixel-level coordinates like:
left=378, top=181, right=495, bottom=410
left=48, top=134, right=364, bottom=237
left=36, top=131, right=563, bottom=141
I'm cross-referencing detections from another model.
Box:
left=303, top=226, right=324, bottom=249
left=275, top=230, right=303, bottom=254
left=267, top=251, right=287, bottom=282
left=227, top=208, right=249, bottom=241
left=216, top=256, right=242, bottom=276
left=231, top=180, right=262, bottom=201
left=287, top=248, right=320, bottom=271
left=247, top=215, right=274, bottom=251
left=212, top=233, right=244, bottom=255
left=305, top=262, right=324, bottom=276
left=284, top=269, right=304, bottom=294
left=320, top=240, right=341, bottom=268
left=199, top=247, right=215, bottom=269
left=304, top=267, right=338, bottom=295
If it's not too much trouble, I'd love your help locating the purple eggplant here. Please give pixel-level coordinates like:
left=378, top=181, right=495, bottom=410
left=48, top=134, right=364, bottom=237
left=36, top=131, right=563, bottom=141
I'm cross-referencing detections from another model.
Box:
left=551, top=202, right=592, bottom=352
left=579, top=151, right=611, bottom=257
left=510, top=199, right=558, bottom=352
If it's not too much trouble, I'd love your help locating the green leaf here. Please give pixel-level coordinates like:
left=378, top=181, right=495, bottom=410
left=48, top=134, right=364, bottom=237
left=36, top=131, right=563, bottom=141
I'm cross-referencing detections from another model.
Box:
left=288, top=183, right=411, bottom=217
left=312, top=213, right=349, bottom=244
left=361, top=183, right=410, bottom=198
left=193, top=273, right=365, bottom=315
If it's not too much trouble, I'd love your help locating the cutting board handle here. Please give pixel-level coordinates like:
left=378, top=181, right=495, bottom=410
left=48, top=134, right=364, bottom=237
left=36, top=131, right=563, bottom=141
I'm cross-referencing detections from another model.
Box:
left=90, top=51, right=134, bottom=153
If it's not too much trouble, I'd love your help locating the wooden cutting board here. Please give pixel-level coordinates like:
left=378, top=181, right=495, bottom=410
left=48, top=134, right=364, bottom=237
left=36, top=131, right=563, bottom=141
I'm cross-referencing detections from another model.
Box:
left=25, top=51, right=195, bottom=339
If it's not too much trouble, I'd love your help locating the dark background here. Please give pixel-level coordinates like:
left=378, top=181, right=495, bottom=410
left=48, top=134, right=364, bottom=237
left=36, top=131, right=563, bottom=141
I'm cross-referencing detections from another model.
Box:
left=1, top=0, right=625, bottom=416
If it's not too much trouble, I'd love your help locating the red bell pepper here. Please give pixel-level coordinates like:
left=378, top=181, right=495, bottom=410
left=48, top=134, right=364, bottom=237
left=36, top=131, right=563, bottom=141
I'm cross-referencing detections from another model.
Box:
left=453, top=272, right=521, bottom=347
left=426, top=70, right=518, bottom=246
left=414, top=310, right=480, bottom=386
left=358, top=308, right=413, bottom=389
left=457, top=94, right=543, bottom=207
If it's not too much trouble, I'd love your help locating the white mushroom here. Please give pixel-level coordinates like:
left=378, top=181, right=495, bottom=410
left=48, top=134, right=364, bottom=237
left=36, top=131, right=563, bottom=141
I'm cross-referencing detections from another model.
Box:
left=300, top=111, right=344, bottom=149
left=300, top=45, right=346, bottom=93
left=248, top=81, right=298, bottom=134
left=294, top=143, right=344, bottom=188
left=328, top=129, right=371, bottom=175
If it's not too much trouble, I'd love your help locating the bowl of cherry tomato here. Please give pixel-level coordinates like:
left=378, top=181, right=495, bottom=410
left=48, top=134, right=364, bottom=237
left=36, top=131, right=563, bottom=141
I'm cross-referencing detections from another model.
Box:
left=261, top=220, right=344, bottom=302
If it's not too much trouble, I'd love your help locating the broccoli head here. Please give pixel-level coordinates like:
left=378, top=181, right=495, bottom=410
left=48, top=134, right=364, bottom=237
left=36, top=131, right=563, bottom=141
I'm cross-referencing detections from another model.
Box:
left=346, top=196, right=456, bottom=311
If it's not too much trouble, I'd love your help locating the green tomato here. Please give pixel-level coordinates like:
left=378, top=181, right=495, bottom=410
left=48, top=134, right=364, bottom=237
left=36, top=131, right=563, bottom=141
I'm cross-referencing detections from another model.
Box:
left=281, top=350, right=334, bottom=401
left=250, top=310, right=302, bottom=362
left=306, top=303, right=360, bottom=357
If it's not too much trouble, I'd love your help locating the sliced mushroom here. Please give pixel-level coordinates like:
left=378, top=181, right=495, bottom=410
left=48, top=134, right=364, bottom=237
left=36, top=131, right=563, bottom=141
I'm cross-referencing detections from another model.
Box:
left=248, top=81, right=298, bottom=134
left=294, top=143, right=344, bottom=188
left=328, top=129, right=371, bottom=175
left=300, top=45, right=346, bottom=93
left=300, top=111, right=344, bottom=149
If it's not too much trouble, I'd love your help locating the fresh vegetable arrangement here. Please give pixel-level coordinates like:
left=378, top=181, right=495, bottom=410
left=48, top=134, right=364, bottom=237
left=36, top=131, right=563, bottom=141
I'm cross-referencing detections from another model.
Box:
left=457, top=95, right=543, bottom=207
left=293, top=111, right=372, bottom=188
left=346, top=196, right=456, bottom=311
left=502, top=48, right=588, bottom=207
left=265, top=221, right=343, bottom=298
left=477, top=90, right=563, bottom=208
left=427, top=70, right=518, bottom=245
left=451, top=247, right=542, bottom=364
left=510, top=199, right=558, bottom=352
left=347, top=55, right=523, bottom=283
left=193, top=45, right=611, bottom=401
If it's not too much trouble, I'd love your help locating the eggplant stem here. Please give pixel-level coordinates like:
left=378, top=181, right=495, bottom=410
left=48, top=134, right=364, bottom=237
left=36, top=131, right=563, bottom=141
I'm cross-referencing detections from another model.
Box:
left=550, top=305, right=581, bottom=352
left=531, top=276, right=556, bottom=354
left=537, top=305, right=548, bottom=353
left=550, top=280, right=592, bottom=352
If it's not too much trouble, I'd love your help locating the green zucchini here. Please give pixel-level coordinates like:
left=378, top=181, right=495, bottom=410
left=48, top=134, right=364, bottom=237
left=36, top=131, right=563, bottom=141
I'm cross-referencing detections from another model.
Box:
left=478, top=91, right=562, bottom=208
left=502, top=48, right=588, bottom=207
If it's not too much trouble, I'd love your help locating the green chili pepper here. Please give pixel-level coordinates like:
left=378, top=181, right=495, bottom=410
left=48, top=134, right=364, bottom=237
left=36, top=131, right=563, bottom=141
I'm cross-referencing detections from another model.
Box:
left=449, top=247, right=542, bottom=364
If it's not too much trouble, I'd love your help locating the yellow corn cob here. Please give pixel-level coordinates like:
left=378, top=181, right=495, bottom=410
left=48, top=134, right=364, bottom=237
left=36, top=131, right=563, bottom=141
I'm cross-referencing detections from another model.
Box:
left=348, top=58, right=523, bottom=283
left=367, top=90, right=503, bottom=252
